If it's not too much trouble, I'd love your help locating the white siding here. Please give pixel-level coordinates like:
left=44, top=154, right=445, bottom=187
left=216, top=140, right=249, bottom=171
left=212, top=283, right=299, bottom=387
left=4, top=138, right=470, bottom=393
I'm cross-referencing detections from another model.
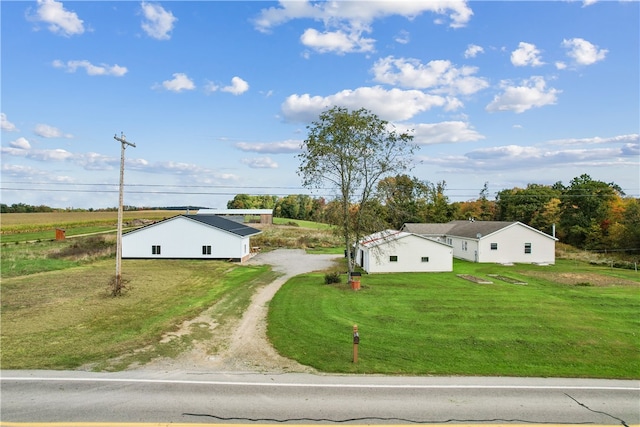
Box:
left=122, top=216, right=250, bottom=260
left=359, top=234, right=452, bottom=273
left=478, top=225, right=555, bottom=264
left=450, top=238, right=479, bottom=262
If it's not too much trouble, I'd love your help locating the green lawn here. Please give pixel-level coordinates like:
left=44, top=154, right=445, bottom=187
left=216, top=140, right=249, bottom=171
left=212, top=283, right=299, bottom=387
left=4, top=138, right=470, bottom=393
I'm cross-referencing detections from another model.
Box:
left=268, top=259, right=640, bottom=378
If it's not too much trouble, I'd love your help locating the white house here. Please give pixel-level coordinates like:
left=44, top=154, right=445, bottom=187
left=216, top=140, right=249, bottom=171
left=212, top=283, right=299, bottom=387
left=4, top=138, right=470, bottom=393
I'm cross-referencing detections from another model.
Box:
left=402, top=220, right=557, bottom=265
left=356, top=230, right=453, bottom=273
left=122, top=215, right=261, bottom=262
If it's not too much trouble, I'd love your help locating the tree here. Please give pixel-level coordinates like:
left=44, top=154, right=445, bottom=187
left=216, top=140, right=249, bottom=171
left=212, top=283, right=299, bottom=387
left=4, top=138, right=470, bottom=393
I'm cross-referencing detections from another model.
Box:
left=496, top=183, right=562, bottom=230
left=478, top=182, right=495, bottom=220
left=559, top=174, right=620, bottom=248
left=426, top=180, right=453, bottom=222
left=298, top=106, right=416, bottom=279
left=377, top=174, right=430, bottom=229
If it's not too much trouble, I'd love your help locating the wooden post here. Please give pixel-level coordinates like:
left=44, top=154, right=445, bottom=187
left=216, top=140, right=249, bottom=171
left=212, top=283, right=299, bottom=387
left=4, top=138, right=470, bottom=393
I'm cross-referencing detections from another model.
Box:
left=353, top=324, right=359, bottom=363
left=113, top=132, right=135, bottom=296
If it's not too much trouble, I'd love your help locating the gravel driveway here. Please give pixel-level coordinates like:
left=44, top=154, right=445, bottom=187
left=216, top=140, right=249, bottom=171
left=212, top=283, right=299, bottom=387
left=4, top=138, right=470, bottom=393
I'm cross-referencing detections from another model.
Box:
left=137, top=249, right=341, bottom=373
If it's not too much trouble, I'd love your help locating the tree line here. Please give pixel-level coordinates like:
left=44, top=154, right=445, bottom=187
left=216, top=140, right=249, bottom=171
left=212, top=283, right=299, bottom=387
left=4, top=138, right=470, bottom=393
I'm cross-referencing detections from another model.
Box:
left=227, top=173, right=639, bottom=254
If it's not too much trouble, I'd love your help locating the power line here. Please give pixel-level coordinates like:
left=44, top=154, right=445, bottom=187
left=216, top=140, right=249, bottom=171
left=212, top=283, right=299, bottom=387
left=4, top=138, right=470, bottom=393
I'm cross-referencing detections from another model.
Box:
left=2, top=181, right=638, bottom=197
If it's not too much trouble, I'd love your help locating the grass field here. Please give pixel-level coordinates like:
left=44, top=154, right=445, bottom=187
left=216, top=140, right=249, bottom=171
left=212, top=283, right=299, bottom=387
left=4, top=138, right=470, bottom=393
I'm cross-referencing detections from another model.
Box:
left=268, top=259, right=640, bottom=378
left=1, top=258, right=276, bottom=370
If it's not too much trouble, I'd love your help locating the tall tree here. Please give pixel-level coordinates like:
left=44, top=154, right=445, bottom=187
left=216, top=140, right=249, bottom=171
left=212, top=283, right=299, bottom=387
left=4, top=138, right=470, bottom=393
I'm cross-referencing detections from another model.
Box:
left=559, top=174, right=620, bottom=248
left=377, top=174, right=429, bottom=229
left=298, top=106, right=416, bottom=278
left=496, top=183, right=562, bottom=228
left=426, top=180, right=452, bottom=223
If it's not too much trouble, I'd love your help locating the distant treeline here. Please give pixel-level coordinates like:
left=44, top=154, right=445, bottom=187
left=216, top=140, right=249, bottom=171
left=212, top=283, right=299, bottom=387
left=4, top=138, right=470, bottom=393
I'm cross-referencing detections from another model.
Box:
left=0, top=204, right=208, bottom=214
left=4, top=174, right=639, bottom=254
left=226, top=174, right=639, bottom=254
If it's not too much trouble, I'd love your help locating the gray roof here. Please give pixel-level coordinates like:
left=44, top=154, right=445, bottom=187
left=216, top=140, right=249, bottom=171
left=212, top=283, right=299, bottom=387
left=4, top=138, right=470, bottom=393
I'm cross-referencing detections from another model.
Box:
left=401, top=223, right=457, bottom=235
left=445, top=220, right=518, bottom=239
left=196, top=209, right=273, bottom=215
left=402, top=220, right=555, bottom=240
left=183, top=214, right=261, bottom=237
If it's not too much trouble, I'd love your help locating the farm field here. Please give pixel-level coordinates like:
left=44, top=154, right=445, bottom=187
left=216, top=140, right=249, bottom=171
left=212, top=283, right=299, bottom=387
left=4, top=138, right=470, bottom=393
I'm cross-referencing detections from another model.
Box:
left=1, top=210, right=184, bottom=237
left=1, top=212, right=639, bottom=377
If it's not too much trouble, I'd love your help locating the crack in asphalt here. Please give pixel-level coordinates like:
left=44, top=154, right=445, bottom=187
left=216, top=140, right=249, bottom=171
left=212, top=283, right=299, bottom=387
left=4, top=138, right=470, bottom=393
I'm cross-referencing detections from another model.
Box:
left=182, top=412, right=594, bottom=425
left=565, top=393, right=629, bottom=427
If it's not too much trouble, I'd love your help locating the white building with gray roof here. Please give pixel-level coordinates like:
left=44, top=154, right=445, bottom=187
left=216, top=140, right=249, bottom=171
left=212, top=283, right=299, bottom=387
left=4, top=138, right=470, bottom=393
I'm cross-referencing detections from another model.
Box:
left=122, top=214, right=262, bottom=262
left=402, top=220, right=557, bottom=265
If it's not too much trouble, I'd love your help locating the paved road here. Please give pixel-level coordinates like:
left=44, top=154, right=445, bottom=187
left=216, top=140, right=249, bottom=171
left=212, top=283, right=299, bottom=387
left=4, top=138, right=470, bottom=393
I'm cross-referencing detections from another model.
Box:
left=1, top=370, right=638, bottom=425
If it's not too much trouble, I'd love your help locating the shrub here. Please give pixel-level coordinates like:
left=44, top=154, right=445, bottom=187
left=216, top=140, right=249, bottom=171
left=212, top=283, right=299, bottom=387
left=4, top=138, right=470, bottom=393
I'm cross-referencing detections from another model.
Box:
left=324, top=271, right=341, bottom=284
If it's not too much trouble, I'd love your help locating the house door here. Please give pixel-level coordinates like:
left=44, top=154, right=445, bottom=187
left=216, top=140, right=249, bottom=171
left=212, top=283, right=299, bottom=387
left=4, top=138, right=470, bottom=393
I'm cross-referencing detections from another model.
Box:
left=474, top=250, right=478, bottom=262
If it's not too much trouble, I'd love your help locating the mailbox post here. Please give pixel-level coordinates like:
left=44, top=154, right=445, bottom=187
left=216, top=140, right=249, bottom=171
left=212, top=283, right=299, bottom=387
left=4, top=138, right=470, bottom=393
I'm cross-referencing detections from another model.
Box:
left=353, top=324, right=359, bottom=363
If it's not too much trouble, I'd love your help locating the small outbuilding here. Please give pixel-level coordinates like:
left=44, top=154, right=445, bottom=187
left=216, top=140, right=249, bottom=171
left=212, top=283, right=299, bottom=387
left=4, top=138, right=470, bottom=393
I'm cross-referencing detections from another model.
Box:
left=356, top=230, right=453, bottom=274
left=122, top=214, right=261, bottom=262
left=402, top=220, right=557, bottom=265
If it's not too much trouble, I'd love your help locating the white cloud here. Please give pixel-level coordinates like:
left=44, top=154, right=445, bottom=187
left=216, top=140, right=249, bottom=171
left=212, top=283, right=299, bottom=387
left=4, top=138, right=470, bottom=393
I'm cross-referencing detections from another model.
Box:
left=417, top=143, right=638, bottom=173
left=2, top=146, right=75, bottom=162
left=235, top=140, right=301, bottom=154
left=241, top=157, right=279, bottom=169
left=9, top=137, right=31, bottom=150
left=254, top=1, right=473, bottom=32
left=52, top=59, right=128, bottom=76
left=555, top=61, right=567, bottom=70
left=1, top=113, right=18, bottom=132
left=486, top=76, right=560, bottom=113
left=621, top=143, right=639, bottom=156
left=394, top=30, right=410, bottom=45
left=254, top=1, right=472, bottom=55
left=398, top=121, right=485, bottom=145
left=300, top=28, right=375, bottom=54
left=546, top=134, right=639, bottom=146
left=510, top=42, right=544, bottom=67
left=281, top=86, right=458, bottom=123
left=159, top=73, right=195, bottom=92
left=140, top=1, right=177, bottom=40
left=32, top=0, right=84, bottom=37
left=419, top=133, right=640, bottom=175
left=562, top=37, right=607, bottom=66
left=34, top=123, right=73, bottom=138
left=221, top=76, right=249, bottom=95
left=464, top=44, right=484, bottom=58
left=372, top=56, right=489, bottom=95
left=204, top=81, right=219, bottom=94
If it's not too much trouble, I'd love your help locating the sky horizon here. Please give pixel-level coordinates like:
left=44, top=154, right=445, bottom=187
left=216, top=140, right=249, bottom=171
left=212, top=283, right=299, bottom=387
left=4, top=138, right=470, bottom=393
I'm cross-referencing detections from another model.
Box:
left=2, top=0, right=638, bottom=210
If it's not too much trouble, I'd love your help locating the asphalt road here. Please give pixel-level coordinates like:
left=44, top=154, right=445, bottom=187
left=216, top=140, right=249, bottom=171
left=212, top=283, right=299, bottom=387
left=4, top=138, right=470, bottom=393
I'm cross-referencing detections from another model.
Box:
left=1, top=370, right=638, bottom=425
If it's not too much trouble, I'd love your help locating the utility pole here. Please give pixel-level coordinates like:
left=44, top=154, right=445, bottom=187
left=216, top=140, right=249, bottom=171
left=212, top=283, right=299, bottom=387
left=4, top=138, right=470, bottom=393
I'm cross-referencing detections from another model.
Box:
left=113, top=132, right=136, bottom=296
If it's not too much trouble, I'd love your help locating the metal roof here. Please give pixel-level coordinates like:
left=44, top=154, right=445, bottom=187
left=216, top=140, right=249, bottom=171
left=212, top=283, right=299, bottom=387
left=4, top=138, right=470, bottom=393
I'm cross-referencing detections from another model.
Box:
left=196, top=209, right=273, bottom=215
left=183, top=214, right=262, bottom=237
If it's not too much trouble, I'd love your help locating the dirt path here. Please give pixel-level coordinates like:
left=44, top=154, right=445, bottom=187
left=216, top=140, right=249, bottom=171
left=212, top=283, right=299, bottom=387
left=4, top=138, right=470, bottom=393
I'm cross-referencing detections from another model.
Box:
left=137, top=249, right=341, bottom=373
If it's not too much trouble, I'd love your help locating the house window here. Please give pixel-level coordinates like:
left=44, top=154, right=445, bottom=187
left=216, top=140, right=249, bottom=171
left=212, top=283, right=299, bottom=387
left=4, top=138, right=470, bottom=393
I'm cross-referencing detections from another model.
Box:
left=151, top=245, right=161, bottom=255
left=389, top=255, right=398, bottom=262
left=421, top=256, right=429, bottom=262
left=490, top=243, right=498, bottom=250
left=202, top=245, right=211, bottom=255
left=524, top=243, right=532, bottom=254
left=462, top=241, right=468, bottom=251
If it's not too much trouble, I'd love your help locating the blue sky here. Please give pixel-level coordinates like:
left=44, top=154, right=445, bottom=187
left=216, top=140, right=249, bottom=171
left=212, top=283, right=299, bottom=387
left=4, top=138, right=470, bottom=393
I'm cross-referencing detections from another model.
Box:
left=1, top=0, right=638, bottom=209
